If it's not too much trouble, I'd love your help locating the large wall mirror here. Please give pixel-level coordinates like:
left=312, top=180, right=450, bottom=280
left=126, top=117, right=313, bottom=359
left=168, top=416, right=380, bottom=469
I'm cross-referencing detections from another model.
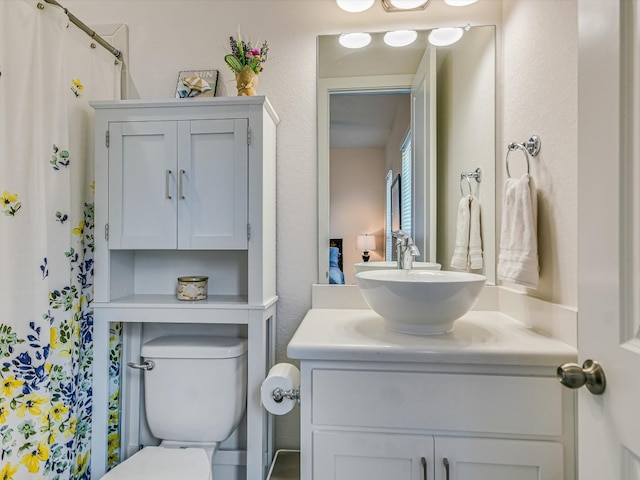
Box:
left=318, top=26, right=496, bottom=285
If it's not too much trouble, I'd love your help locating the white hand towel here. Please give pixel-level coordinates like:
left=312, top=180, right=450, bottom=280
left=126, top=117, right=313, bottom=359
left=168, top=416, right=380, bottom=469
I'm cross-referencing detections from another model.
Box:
left=468, top=195, right=483, bottom=270
left=450, top=195, right=471, bottom=270
left=497, top=174, right=539, bottom=288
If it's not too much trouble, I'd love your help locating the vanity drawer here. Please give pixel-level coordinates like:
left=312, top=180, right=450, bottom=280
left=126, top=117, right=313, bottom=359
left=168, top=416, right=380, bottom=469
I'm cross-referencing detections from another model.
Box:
left=311, top=369, right=563, bottom=436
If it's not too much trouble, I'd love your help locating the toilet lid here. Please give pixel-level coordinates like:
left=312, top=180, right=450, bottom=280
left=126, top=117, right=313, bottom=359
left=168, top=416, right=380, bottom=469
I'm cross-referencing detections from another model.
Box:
left=100, top=447, right=211, bottom=480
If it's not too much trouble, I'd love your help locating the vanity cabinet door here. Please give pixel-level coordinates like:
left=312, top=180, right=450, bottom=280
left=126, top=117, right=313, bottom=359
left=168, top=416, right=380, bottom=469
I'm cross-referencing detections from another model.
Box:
left=313, top=431, right=433, bottom=480
left=107, top=118, right=249, bottom=250
left=433, top=437, right=563, bottom=480
left=108, top=121, right=178, bottom=249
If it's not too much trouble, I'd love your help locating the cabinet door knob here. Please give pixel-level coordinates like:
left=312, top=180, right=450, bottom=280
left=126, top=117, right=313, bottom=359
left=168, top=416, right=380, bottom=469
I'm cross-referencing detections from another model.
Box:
left=421, top=457, right=427, bottom=480
left=443, top=458, right=450, bottom=480
left=557, top=359, right=606, bottom=395
left=165, top=170, right=172, bottom=199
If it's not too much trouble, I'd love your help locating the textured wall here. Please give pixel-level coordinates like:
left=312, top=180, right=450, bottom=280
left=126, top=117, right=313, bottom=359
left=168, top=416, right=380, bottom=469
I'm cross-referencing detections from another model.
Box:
left=501, top=0, right=578, bottom=307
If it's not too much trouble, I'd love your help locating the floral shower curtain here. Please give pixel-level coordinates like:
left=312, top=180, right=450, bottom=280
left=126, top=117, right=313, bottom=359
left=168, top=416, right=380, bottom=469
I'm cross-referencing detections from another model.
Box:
left=0, top=1, right=121, bottom=478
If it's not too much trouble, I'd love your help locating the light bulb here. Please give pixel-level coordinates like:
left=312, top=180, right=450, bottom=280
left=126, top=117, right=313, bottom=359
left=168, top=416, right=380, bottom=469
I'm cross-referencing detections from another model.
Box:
left=428, top=27, right=464, bottom=46
left=389, top=0, right=429, bottom=9
left=444, top=0, right=479, bottom=5
left=384, top=30, right=418, bottom=47
left=336, top=0, right=375, bottom=12
left=339, top=32, right=372, bottom=49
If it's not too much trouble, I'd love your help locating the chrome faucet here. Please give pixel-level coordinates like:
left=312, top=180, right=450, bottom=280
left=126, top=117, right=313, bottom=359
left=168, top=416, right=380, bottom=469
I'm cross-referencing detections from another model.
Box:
left=392, top=230, right=421, bottom=270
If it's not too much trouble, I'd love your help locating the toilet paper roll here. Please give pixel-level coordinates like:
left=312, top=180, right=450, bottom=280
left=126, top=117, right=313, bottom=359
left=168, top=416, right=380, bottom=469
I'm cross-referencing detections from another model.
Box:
left=261, top=363, right=300, bottom=415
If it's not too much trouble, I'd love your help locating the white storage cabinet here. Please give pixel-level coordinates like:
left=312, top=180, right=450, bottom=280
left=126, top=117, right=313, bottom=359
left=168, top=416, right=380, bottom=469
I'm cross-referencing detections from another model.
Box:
left=90, top=97, right=278, bottom=480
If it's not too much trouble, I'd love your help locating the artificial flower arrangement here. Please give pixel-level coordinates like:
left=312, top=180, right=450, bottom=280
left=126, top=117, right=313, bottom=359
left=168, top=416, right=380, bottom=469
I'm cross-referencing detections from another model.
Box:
left=224, top=31, right=269, bottom=96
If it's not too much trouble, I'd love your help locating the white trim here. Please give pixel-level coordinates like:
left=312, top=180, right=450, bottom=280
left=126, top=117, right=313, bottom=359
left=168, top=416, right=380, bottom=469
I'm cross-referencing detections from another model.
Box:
left=495, top=287, right=577, bottom=348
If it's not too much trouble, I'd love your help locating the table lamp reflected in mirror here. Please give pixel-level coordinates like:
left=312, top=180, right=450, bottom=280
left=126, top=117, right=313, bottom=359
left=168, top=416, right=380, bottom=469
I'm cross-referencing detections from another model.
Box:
left=357, top=234, right=376, bottom=262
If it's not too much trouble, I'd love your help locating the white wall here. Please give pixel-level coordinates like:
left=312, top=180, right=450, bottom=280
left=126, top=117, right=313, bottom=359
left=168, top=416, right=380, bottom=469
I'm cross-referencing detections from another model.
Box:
left=58, top=0, right=581, bottom=451
left=330, top=148, right=386, bottom=284
left=436, top=26, right=496, bottom=276
left=501, top=0, right=578, bottom=307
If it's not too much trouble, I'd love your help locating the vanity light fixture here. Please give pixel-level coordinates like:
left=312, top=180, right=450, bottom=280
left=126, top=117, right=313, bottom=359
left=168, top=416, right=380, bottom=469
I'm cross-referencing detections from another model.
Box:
left=382, top=0, right=429, bottom=11
left=336, top=0, right=375, bottom=12
left=339, top=32, right=372, bottom=49
left=383, top=29, right=418, bottom=47
left=428, top=26, right=464, bottom=46
left=444, top=0, right=479, bottom=5
left=357, top=234, right=377, bottom=262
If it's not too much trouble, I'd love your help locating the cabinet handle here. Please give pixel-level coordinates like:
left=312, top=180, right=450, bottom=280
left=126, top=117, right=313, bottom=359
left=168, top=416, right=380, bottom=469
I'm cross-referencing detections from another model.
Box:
left=178, top=169, right=186, bottom=199
left=443, top=458, right=450, bottom=480
left=165, top=170, right=172, bottom=199
left=421, top=457, right=427, bottom=480
left=127, top=361, right=155, bottom=371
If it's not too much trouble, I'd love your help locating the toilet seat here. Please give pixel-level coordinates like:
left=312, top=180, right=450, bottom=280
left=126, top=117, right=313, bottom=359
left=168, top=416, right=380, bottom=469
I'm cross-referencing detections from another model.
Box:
left=100, top=446, right=211, bottom=480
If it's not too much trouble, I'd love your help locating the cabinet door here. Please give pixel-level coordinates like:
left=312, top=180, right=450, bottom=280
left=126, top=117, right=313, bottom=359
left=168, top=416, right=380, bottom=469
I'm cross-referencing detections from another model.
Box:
left=108, top=121, right=178, bottom=249
left=177, top=119, right=249, bottom=249
left=434, top=437, right=563, bottom=480
left=314, top=431, right=433, bottom=480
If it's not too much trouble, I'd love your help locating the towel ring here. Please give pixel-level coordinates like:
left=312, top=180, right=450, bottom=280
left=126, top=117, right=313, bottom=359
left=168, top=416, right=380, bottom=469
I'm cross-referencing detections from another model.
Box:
left=460, top=175, right=473, bottom=197
left=506, top=135, right=540, bottom=178
left=460, top=167, right=481, bottom=197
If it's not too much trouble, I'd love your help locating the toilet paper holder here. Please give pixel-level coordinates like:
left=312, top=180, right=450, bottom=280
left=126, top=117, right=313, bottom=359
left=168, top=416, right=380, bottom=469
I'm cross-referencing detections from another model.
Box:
left=272, top=387, right=300, bottom=404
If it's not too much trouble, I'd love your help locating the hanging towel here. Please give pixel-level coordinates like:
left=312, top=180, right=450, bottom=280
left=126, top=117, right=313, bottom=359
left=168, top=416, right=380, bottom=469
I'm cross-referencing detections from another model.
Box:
left=497, top=174, right=539, bottom=288
left=450, top=195, right=471, bottom=270
left=468, top=195, right=483, bottom=270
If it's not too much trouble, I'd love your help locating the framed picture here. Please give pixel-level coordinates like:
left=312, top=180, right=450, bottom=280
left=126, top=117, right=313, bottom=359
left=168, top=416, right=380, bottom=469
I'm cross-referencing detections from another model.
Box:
left=175, top=69, right=219, bottom=98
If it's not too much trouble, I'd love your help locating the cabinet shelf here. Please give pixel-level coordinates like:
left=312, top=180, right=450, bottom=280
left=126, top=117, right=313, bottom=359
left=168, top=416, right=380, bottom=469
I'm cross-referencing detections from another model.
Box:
left=93, top=294, right=278, bottom=325
left=95, top=293, right=278, bottom=309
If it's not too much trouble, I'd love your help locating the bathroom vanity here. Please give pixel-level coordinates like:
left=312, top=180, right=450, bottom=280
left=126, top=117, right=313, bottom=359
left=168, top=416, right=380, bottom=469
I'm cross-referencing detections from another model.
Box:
left=288, top=306, right=577, bottom=480
left=90, top=97, right=278, bottom=480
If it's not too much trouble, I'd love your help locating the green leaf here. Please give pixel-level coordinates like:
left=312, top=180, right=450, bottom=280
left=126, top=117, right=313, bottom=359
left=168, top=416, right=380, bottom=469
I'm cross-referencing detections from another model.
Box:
left=224, top=54, right=243, bottom=73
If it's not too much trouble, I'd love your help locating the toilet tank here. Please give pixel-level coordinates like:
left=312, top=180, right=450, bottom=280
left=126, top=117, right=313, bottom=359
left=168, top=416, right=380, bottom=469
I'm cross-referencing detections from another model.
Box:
left=140, top=335, right=248, bottom=443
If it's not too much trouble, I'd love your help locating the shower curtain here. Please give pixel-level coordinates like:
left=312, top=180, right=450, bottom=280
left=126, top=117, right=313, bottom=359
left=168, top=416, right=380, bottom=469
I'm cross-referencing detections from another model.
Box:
left=0, top=1, right=121, bottom=478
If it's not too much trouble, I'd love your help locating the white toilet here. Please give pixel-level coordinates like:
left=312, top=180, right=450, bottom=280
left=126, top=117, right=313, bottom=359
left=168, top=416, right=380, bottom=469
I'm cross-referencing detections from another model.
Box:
left=101, top=335, right=248, bottom=480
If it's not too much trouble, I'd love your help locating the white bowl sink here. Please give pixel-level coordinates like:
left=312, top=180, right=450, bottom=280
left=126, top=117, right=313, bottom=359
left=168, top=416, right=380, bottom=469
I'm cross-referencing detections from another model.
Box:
left=355, top=270, right=486, bottom=335
left=354, top=261, right=441, bottom=273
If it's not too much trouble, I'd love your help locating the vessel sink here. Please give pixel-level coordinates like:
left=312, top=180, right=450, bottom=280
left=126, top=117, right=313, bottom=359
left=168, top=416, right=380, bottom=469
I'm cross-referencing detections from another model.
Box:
left=354, top=261, right=441, bottom=273
left=355, top=270, right=486, bottom=335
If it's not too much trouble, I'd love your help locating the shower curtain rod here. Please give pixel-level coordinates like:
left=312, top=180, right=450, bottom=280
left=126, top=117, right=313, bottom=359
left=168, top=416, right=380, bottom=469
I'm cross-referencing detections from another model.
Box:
left=43, top=0, right=123, bottom=60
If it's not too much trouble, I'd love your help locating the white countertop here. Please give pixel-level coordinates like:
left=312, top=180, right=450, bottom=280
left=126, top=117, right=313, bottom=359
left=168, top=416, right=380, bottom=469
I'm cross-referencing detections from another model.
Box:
left=287, top=309, right=577, bottom=366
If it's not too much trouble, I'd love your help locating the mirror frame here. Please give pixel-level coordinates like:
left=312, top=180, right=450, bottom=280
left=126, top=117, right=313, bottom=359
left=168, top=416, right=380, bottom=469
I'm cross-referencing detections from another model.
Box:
left=318, top=74, right=416, bottom=283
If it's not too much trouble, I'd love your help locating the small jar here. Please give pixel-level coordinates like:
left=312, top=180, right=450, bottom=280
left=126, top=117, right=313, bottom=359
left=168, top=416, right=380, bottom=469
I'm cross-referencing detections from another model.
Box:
left=177, top=276, right=208, bottom=301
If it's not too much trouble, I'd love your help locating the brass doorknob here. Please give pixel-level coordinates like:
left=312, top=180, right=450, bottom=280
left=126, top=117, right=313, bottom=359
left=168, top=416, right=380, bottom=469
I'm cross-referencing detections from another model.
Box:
left=557, top=359, right=606, bottom=395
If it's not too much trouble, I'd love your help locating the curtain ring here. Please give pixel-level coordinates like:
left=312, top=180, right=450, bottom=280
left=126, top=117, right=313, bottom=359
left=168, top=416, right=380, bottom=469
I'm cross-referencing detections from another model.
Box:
left=506, top=143, right=530, bottom=178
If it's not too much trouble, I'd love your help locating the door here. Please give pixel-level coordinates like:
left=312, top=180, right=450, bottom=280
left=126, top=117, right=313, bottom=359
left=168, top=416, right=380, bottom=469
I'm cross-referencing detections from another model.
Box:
left=108, top=121, right=178, bottom=249
left=577, top=1, right=640, bottom=477
left=313, top=431, right=433, bottom=480
left=177, top=118, right=249, bottom=249
left=434, top=437, right=563, bottom=480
